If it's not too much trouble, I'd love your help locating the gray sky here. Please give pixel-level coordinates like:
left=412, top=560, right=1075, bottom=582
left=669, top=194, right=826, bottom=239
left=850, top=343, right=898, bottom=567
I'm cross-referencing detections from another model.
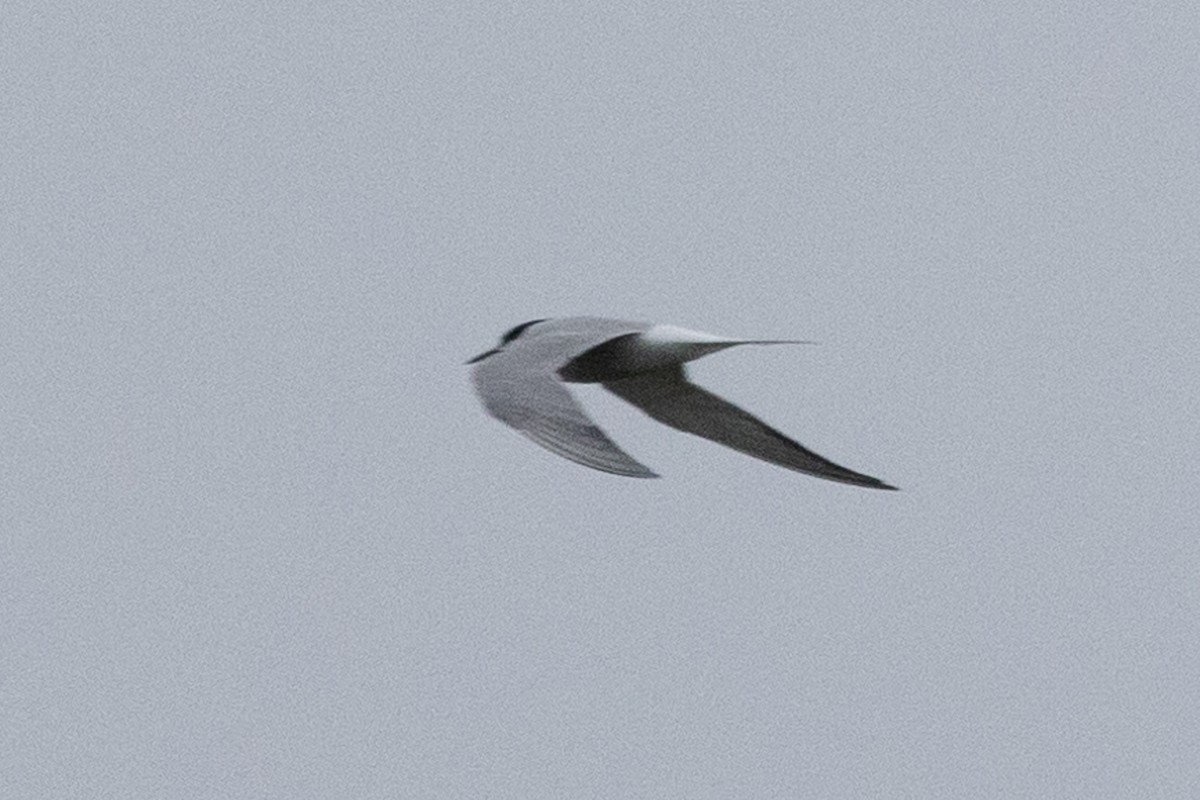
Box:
left=5, top=2, right=1199, bottom=798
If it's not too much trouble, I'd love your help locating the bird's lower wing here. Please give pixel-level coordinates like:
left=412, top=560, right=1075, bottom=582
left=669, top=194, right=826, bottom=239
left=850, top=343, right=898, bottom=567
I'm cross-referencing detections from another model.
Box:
left=514, top=402, right=659, bottom=478
left=604, top=367, right=895, bottom=489
left=473, top=360, right=658, bottom=478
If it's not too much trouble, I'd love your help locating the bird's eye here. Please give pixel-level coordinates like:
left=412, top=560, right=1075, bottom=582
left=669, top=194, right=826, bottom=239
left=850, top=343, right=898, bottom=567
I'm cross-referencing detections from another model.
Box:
left=500, top=319, right=547, bottom=344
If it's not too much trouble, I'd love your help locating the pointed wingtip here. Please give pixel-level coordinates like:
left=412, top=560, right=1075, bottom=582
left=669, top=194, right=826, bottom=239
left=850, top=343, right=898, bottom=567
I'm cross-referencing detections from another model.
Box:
left=861, top=476, right=899, bottom=491
left=825, top=473, right=898, bottom=491
left=625, top=468, right=660, bottom=479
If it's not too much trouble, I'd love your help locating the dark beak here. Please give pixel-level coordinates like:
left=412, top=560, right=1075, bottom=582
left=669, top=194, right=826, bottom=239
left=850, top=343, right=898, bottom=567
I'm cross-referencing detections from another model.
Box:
left=465, top=348, right=499, bottom=365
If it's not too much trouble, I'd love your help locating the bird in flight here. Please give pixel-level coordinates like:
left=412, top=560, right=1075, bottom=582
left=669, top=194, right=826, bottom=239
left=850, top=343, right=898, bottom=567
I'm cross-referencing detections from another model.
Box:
left=468, top=316, right=896, bottom=489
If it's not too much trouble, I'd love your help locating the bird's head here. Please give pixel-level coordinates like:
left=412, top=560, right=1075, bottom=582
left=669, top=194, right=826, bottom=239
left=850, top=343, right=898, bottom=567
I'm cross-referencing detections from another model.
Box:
left=465, top=319, right=548, bottom=364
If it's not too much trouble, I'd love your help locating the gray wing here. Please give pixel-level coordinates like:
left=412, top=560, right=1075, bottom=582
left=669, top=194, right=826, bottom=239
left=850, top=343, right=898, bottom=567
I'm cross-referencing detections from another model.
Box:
left=604, top=366, right=896, bottom=489
left=471, top=345, right=657, bottom=478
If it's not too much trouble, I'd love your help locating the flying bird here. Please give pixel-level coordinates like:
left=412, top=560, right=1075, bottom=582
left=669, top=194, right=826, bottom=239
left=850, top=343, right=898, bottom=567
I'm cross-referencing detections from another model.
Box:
left=468, top=316, right=896, bottom=489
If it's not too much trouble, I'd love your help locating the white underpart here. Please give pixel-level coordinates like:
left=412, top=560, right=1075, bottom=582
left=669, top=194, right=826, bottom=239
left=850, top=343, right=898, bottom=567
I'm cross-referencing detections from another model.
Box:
left=628, top=324, right=743, bottom=371
left=642, top=324, right=732, bottom=345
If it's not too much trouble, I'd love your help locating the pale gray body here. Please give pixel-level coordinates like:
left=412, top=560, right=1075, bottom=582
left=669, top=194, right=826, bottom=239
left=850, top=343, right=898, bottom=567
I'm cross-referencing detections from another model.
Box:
left=468, top=316, right=896, bottom=489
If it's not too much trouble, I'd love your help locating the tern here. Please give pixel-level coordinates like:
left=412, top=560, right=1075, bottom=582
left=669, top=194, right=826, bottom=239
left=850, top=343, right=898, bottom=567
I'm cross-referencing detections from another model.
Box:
left=468, top=317, right=896, bottom=489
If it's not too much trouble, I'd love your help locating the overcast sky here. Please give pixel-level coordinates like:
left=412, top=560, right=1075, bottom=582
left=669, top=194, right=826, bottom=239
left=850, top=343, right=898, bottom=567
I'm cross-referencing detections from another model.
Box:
left=5, top=3, right=1199, bottom=798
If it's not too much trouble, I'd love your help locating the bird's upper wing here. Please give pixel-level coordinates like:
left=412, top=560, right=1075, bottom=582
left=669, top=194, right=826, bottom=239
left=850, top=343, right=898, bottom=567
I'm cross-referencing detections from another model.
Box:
left=603, top=366, right=895, bottom=489
left=471, top=337, right=658, bottom=478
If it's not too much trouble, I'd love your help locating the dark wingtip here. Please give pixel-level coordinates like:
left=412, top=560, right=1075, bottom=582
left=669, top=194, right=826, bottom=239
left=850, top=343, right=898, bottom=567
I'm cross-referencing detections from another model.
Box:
left=623, top=469, right=660, bottom=479
left=835, top=474, right=898, bottom=490
left=862, top=476, right=898, bottom=491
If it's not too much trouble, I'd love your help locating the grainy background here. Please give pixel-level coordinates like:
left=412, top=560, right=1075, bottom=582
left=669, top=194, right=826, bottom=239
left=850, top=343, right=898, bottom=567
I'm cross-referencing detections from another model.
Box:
left=4, top=3, right=1198, bottom=797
